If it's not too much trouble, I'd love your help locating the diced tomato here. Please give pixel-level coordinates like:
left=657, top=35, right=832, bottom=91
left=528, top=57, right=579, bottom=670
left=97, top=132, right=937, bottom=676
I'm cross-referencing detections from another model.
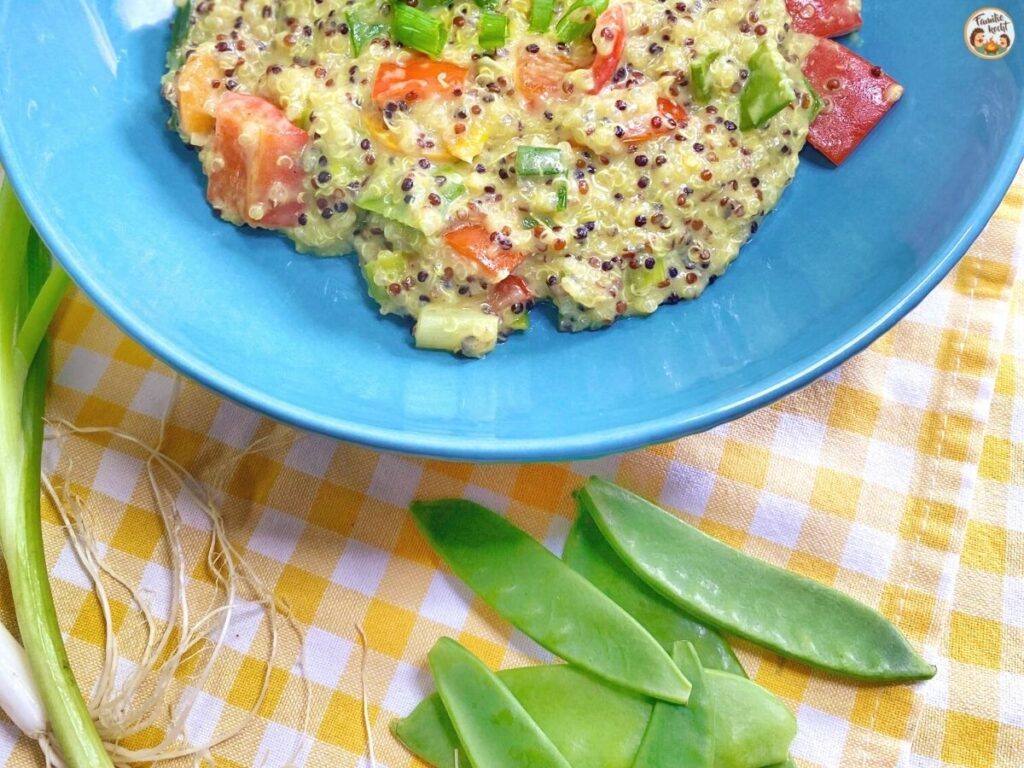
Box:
left=207, top=93, right=310, bottom=228
left=372, top=56, right=469, bottom=106
left=516, top=43, right=589, bottom=106
left=589, top=5, right=627, bottom=94
left=488, top=275, right=533, bottom=313
left=786, top=0, right=862, bottom=39
left=443, top=222, right=525, bottom=279
left=621, top=97, right=688, bottom=144
left=176, top=53, right=222, bottom=139
left=803, top=39, right=902, bottom=165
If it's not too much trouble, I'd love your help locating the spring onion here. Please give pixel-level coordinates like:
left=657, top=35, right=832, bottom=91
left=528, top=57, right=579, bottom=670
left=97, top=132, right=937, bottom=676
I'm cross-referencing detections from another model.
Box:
left=554, top=0, right=608, bottom=43
left=348, top=12, right=389, bottom=56
left=392, top=2, right=449, bottom=58
left=556, top=181, right=569, bottom=211
left=478, top=11, right=508, bottom=49
left=515, top=146, right=567, bottom=177
left=739, top=42, right=796, bottom=131
left=690, top=50, right=720, bottom=105
left=474, top=0, right=501, bottom=10
left=0, top=182, right=107, bottom=767
left=529, top=0, right=555, bottom=32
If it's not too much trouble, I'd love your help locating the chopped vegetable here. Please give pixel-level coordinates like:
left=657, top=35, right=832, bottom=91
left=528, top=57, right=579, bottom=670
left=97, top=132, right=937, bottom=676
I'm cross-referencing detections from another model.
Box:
left=739, top=42, right=796, bottom=130
left=428, top=638, right=573, bottom=768
left=579, top=478, right=936, bottom=681
left=347, top=12, right=389, bottom=56
left=805, top=76, right=823, bottom=122
left=372, top=55, right=469, bottom=105
left=409, top=499, right=692, bottom=704
left=588, top=5, right=627, bottom=94
left=554, top=0, right=609, bottom=43
left=413, top=306, right=500, bottom=356
left=478, top=11, right=508, bottom=49
left=690, top=50, right=720, bottom=105
left=529, top=0, right=555, bottom=32
left=515, top=146, right=567, bottom=177
left=394, top=662, right=796, bottom=768
left=488, top=275, right=533, bottom=313
left=175, top=52, right=220, bottom=139
left=803, top=38, right=903, bottom=165
left=621, top=97, right=688, bottom=144
left=515, top=43, right=587, bottom=105
left=556, top=181, right=569, bottom=210
left=357, top=179, right=465, bottom=232
left=632, top=642, right=715, bottom=768
left=563, top=507, right=744, bottom=674
left=391, top=3, right=450, bottom=58
left=785, top=0, right=862, bottom=39
left=206, top=93, right=309, bottom=228
left=443, top=221, right=524, bottom=278
left=474, top=0, right=501, bottom=9
left=0, top=183, right=108, bottom=767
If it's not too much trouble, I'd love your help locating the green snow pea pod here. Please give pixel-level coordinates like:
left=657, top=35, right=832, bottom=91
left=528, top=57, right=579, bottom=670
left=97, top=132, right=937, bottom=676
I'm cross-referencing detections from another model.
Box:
left=739, top=42, right=796, bottom=130
left=633, top=642, right=714, bottom=768
left=428, top=638, right=572, bottom=768
left=394, top=664, right=795, bottom=768
left=410, top=500, right=691, bottom=704
left=580, top=478, right=936, bottom=682
left=563, top=507, right=745, bottom=675
left=394, top=665, right=650, bottom=768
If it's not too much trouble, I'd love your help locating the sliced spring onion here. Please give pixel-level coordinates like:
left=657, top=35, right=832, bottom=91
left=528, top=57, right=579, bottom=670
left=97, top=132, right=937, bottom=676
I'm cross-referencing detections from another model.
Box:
left=347, top=12, right=389, bottom=56
left=515, top=146, right=567, bottom=177
left=554, top=0, right=608, bottom=43
left=529, top=0, right=555, bottom=32
left=556, top=181, right=569, bottom=211
left=392, top=2, right=449, bottom=58
left=478, top=11, right=508, bottom=49
left=474, top=0, right=501, bottom=10
left=690, top=50, right=720, bottom=105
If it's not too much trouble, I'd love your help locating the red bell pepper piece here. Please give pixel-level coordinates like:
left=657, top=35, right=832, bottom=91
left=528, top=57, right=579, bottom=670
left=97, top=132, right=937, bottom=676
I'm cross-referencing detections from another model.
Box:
left=443, top=222, right=525, bottom=279
left=372, top=56, right=469, bottom=106
left=786, top=0, right=862, bottom=39
left=803, top=39, right=903, bottom=166
left=207, top=93, right=309, bottom=228
left=589, top=5, right=627, bottom=94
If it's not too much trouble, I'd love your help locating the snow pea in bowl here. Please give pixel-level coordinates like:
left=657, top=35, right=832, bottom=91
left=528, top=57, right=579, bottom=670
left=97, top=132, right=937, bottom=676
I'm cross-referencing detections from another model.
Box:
left=0, top=0, right=1021, bottom=460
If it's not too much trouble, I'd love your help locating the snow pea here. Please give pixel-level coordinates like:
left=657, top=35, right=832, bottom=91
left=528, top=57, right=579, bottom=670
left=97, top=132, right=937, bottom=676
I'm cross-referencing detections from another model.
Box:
left=633, top=642, right=714, bottom=768
left=563, top=507, right=745, bottom=676
left=410, top=500, right=691, bottom=704
left=394, top=665, right=651, bottom=768
left=395, top=664, right=794, bottom=768
left=580, top=478, right=936, bottom=682
left=428, top=638, right=572, bottom=768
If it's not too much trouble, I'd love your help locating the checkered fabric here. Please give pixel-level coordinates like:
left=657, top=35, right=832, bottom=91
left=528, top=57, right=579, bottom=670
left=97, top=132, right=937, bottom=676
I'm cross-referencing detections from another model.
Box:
left=0, top=171, right=1021, bottom=768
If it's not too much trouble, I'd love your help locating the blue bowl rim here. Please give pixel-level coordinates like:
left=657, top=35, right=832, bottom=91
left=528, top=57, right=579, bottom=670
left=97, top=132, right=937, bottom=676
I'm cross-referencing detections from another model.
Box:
left=2, top=88, right=1022, bottom=463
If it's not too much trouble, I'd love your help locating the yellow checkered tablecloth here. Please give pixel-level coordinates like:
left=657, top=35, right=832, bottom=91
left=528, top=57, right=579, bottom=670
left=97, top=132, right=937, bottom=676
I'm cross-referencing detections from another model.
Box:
left=0, top=171, right=1021, bottom=768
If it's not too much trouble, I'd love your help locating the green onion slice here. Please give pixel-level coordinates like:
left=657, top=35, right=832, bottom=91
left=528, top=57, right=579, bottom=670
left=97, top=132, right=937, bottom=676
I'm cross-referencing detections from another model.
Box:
left=529, top=0, right=555, bottom=32
left=348, top=12, right=389, bottom=56
left=556, top=181, right=569, bottom=211
left=515, top=146, right=567, bottom=177
left=478, top=11, right=508, bottom=49
left=554, top=0, right=608, bottom=43
left=690, top=50, right=720, bottom=105
left=392, top=2, right=449, bottom=58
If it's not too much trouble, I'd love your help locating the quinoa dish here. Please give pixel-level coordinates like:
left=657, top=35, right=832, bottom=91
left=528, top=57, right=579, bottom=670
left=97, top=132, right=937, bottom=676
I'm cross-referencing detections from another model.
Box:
left=163, top=0, right=900, bottom=357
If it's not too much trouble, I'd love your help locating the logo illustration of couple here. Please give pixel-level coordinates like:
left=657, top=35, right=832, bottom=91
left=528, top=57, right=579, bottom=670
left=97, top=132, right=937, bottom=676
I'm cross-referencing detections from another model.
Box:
left=965, top=8, right=1015, bottom=59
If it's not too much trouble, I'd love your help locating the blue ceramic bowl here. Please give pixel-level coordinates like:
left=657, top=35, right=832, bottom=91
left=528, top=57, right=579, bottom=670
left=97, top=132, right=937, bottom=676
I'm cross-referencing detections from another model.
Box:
left=1, top=2, right=1021, bottom=461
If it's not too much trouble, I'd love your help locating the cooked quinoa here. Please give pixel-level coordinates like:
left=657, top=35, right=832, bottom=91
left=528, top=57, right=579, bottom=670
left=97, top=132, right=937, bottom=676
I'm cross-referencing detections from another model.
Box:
left=163, top=0, right=817, bottom=356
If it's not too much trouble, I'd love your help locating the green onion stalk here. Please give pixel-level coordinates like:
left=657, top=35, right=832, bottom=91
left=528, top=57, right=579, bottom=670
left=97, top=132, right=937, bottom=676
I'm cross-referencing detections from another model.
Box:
left=0, top=180, right=112, bottom=767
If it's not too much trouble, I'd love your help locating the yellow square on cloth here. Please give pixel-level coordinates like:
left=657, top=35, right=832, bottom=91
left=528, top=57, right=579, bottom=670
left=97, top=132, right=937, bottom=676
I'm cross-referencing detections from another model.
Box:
left=1, top=170, right=1022, bottom=768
